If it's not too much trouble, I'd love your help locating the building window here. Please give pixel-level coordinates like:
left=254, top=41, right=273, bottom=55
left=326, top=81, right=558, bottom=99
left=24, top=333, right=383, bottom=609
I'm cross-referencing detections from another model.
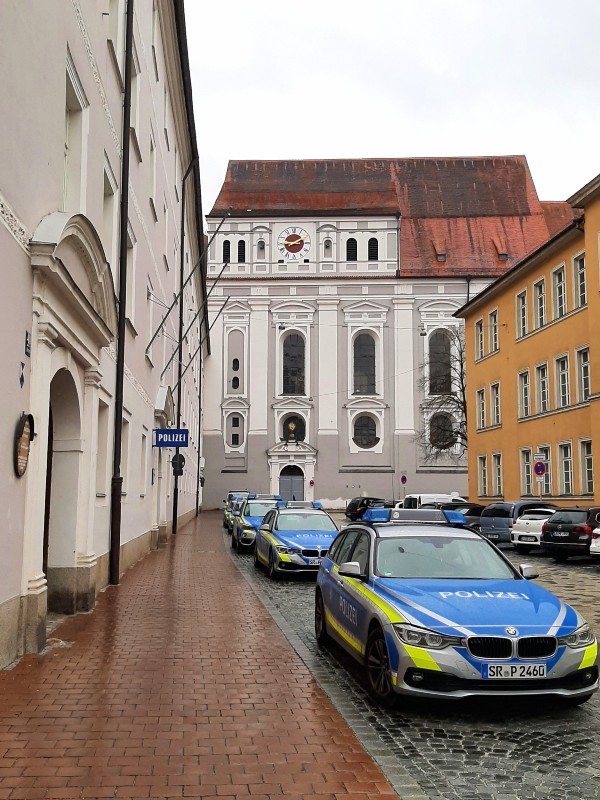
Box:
left=231, top=416, right=240, bottom=429
left=516, top=292, right=527, bottom=337
left=475, top=319, right=484, bottom=359
left=492, top=453, right=503, bottom=496
left=490, top=383, right=500, bottom=426
left=232, top=358, right=239, bottom=372
left=324, top=238, right=332, bottom=257
left=64, top=55, right=89, bottom=213
left=368, top=238, right=378, bottom=260
left=489, top=310, right=499, bottom=352
left=346, top=238, right=358, bottom=261
left=429, top=330, right=452, bottom=394
left=429, top=413, right=456, bottom=449
left=534, top=280, right=546, bottom=328
left=575, top=254, right=586, bottom=307
left=581, top=440, right=594, bottom=494
left=257, top=239, right=265, bottom=260
left=558, top=442, right=573, bottom=494
left=518, top=371, right=530, bottom=418
left=282, top=333, right=305, bottom=395
left=231, top=433, right=239, bottom=446
left=577, top=347, right=590, bottom=401
left=352, top=415, right=379, bottom=449
left=283, top=415, right=306, bottom=442
left=222, top=240, right=231, bottom=263
left=521, top=449, right=532, bottom=495
left=537, top=445, right=552, bottom=495
left=237, top=240, right=246, bottom=263
left=95, top=399, right=109, bottom=496
left=535, top=363, right=549, bottom=414
left=478, top=456, right=488, bottom=496
left=553, top=266, right=566, bottom=319
left=556, top=356, right=569, bottom=408
left=353, top=333, right=376, bottom=394
left=476, top=389, right=486, bottom=429
left=231, top=376, right=240, bottom=390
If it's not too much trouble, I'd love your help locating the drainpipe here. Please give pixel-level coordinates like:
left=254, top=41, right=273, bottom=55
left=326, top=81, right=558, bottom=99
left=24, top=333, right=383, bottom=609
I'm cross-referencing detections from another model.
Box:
left=171, top=158, right=197, bottom=536
left=395, top=211, right=401, bottom=278
left=109, top=0, right=134, bottom=585
left=466, top=275, right=472, bottom=303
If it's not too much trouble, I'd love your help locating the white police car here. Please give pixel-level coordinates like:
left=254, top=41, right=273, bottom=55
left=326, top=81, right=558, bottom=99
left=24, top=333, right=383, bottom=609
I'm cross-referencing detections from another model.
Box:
left=315, top=508, right=598, bottom=707
left=254, top=503, right=338, bottom=579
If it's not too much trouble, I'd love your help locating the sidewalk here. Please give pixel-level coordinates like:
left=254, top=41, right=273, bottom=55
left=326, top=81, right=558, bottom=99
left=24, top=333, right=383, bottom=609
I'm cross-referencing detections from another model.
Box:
left=0, top=512, right=399, bottom=800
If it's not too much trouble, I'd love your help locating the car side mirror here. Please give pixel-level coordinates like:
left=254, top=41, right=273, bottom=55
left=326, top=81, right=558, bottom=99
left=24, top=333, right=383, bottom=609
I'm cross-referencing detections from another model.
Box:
left=259, top=523, right=270, bottom=532
left=338, top=561, right=367, bottom=580
left=233, top=510, right=240, bottom=517
left=519, top=564, right=539, bottom=580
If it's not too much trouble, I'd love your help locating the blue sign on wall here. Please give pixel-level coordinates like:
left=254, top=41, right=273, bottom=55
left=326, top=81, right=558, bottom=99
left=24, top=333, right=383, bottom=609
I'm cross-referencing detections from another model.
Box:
left=154, top=428, right=189, bottom=447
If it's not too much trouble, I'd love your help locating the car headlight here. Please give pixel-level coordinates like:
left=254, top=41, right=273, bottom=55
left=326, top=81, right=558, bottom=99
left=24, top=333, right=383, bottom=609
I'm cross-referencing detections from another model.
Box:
left=241, top=526, right=256, bottom=534
left=557, top=624, right=596, bottom=649
left=394, top=624, right=464, bottom=650
left=275, top=545, right=300, bottom=555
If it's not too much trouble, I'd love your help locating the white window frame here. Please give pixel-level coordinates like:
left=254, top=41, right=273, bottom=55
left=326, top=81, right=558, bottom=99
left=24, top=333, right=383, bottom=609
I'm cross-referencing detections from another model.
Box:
left=553, top=265, right=567, bottom=319
left=516, top=291, right=527, bottom=338
left=577, top=347, right=591, bottom=402
left=520, top=448, right=532, bottom=495
left=490, top=382, right=500, bottom=426
left=555, top=355, right=570, bottom=408
left=574, top=252, right=586, bottom=308
left=535, top=362, right=549, bottom=414
left=580, top=439, right=594, bottom=495
left=476, top=388, right=486, bottom=430
left=518, top=370, right=530, bottom=418
left=492, top=452, right=503, bottom=497
left=488, top=309, right=499, bottom=352
left=557, top=441, right=573, bottom=494
left=533, top=279, right=546, bottom=329
left=537, top=445, right=552, bottom=495
left=475, top=319, right=484, bottom=359
left=478, top=455, right=488, bottom=497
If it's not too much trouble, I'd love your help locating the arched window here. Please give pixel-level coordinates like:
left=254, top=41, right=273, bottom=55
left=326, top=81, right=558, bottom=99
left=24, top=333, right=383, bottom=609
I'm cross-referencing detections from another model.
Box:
left=368, top=238, right=378, bottom=260
left=429, top=413, right=456, bottom=449
left=353, top=333, right=376, bottom=394
left=222, top=240, right=230, bottom=263
left=324, top=238, right=332, bottom=256
left=232, top=358, right=239, bottom=372
left=353, top=415, right=379, bottom=449
left=232, top=376, right=240, bottom=390
left=257, top=240, right=265, bottom=260
left=346, top=238, right=357, bottom=261
left=237, top=240, right=246, bottom=262
left=429, top=329, right=452, bottom=394
left=282, top=415, right=306, bottom=442
left=282, top=333, right=305, bottom=395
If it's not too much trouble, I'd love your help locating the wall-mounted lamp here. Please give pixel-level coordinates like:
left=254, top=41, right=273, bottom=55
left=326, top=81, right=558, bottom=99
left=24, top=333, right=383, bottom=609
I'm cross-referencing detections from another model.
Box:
left=418, top=323, right=427, bottom=337
left=278, top=323, right=286, bottom=331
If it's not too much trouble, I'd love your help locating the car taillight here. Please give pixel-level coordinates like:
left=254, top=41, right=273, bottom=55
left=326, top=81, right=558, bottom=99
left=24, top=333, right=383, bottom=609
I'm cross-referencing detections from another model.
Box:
left=541, top=522, right=549, bottom=534
left=592, top=530, right=600, bottom=539
left=574, top=525, right=592, bottom=534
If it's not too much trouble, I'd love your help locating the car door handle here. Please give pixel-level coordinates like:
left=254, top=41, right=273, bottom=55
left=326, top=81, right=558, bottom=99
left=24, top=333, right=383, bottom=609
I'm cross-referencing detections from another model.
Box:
left=336, top=578, right=344, bottom=587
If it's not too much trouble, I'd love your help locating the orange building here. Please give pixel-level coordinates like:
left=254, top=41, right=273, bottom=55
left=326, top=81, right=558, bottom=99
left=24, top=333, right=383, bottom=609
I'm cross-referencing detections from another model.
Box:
left=456, top=173, right=600, bottom=506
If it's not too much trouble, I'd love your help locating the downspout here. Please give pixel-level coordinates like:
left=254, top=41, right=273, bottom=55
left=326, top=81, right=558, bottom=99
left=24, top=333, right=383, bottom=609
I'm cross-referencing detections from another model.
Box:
left=109, top=0, right=134, bottom=586
left=395, top=211, right=401, bottom=279
left=466, top=275, right=472, bottom=303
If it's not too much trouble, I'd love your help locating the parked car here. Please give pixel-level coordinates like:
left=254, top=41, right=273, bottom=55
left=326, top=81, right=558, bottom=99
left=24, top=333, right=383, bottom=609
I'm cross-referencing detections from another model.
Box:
left=510, top=508, right=558, bottom=554
left=345, top=496, right=394, bottom=521
left=540, top=507, right=600, bottom=561
left=314, top=507, right=598, bottom=707
left=399, top=493, right=466, bottom=509
left=231, top=495, right=281, bottom=551
left=479, top=501, right=557, bottom=544
left=254, top=503, right=339, bottom=578
left=422, top=502, right=486, bottom=531
left=223, top=490, right=249, bottom=531
left=590, top=526, right=600, bottom=560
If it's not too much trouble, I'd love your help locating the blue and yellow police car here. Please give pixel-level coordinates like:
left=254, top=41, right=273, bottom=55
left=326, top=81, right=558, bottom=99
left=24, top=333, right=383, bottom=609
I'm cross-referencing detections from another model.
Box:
left=254, top=502, right=339, bottom=579
left=223, top=490, right=249, bottom=531
left=231, top=494, right=281, bottom=551
left=315, top=507, right=598, bottom=707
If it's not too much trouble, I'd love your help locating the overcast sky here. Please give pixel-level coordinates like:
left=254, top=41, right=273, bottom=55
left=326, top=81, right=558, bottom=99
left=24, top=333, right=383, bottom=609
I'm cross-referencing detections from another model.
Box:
left=185, top=0, right=600, bottom=216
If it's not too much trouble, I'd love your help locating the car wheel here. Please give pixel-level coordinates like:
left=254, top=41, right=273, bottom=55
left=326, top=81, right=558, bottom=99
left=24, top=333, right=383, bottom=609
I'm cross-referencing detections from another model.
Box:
left=514, top=545, right=532, bottom=555
left=315, top=591, right=330, bottom=647
left=231, top=531, right=237, bottom=549
left=553, top=553, right=569, bottom=563
left=364, top=627, right=397, bottom=708
left=268, top=548, right=279, bottom=580
left=253, top=545, right=261, bottom=569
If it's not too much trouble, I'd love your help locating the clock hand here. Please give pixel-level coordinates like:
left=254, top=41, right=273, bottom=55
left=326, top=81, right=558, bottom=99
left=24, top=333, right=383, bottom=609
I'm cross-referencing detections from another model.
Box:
left=284, top=236, right=305, bottom=246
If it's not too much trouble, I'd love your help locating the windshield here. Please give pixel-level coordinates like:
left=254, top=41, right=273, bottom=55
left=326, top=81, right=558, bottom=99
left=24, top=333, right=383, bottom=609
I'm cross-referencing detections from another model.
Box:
left=277, top=513, right=337, bottom=532
left=245, top=501, right=277, bottom=517
left=375, top=535, right=515, bottom=580
left=548, top=511, right=588, bottom=524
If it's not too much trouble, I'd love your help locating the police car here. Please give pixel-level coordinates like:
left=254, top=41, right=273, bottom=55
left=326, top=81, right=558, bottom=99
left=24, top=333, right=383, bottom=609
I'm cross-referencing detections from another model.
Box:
left=254, top=503, right=339, bottom=579
left=231, top=494, right=281, bottom=551
left=315, top=508, right=598, bottom=707
left=223, top=490, right=249, bottom=531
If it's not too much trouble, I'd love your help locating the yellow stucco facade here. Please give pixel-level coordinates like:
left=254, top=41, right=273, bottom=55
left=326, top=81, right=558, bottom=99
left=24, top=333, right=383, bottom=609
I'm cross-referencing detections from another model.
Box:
left=457, top=176, right=600, bottom=506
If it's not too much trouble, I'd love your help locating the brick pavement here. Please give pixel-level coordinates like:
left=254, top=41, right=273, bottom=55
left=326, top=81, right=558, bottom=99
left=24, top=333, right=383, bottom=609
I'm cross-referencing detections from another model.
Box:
left=0, top=512, right=399, bottom=800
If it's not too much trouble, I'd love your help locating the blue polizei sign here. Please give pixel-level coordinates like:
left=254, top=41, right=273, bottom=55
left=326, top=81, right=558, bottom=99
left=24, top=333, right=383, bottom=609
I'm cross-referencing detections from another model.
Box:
left=154, top=428, right=189, bottom=447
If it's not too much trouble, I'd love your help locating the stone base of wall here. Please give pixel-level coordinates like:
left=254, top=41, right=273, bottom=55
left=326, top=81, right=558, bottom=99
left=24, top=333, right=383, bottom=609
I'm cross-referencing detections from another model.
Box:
left=0, top=595, right=24, bottom=668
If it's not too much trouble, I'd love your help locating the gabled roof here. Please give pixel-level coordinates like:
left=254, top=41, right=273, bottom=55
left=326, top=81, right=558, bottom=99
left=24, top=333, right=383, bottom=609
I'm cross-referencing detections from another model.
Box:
left=209, top=157, right=574, bottom=279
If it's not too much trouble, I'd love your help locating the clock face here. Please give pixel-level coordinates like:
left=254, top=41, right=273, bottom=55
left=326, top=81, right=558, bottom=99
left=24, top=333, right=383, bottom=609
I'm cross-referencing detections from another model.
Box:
left=277, top=227, right=311, bottom=260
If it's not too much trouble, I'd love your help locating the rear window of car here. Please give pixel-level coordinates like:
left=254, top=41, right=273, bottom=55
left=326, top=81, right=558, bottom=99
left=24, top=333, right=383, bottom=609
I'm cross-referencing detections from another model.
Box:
left=482, top=505, right=513, bottom=518
left=518, top=510, right=555, bottom=520
left=548, top=510, right=588, bottom=524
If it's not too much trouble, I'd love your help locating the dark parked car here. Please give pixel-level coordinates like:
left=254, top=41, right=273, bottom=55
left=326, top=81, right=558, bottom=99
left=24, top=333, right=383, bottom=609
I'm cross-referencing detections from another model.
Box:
left=540, top=507, right=600, bottom=561
left=435, top=502, right=486, bottom=530
left=479, top=501, right=557, bottom=544
left=345, top=496, right=394, bottom=521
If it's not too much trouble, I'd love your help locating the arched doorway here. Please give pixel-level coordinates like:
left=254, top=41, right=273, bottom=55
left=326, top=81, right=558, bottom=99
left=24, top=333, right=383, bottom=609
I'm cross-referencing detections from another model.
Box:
left=279, top=465, right=304, bottom=502
left=43, top=369, right=81, bottom=613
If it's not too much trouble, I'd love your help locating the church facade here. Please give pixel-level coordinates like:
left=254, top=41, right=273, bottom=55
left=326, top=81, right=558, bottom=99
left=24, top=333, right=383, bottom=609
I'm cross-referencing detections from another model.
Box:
left=202, top=158, right=572, bottom=508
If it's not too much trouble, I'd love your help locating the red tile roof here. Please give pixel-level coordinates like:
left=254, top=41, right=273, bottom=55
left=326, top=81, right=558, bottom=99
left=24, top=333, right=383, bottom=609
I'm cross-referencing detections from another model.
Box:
left=209, top=158, right=574, bottom=278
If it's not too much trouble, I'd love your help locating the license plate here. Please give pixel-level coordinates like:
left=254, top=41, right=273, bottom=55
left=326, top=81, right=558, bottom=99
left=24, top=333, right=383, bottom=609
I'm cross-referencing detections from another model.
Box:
left=553, top=531, right=569, bottom=538
left=520, top=535, right=536, bottom=542
left=485, top=664, right=547, bottom=679
left=488, top=534, right=499, bottom=539
left=309, top=558, right=321, bottom=566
